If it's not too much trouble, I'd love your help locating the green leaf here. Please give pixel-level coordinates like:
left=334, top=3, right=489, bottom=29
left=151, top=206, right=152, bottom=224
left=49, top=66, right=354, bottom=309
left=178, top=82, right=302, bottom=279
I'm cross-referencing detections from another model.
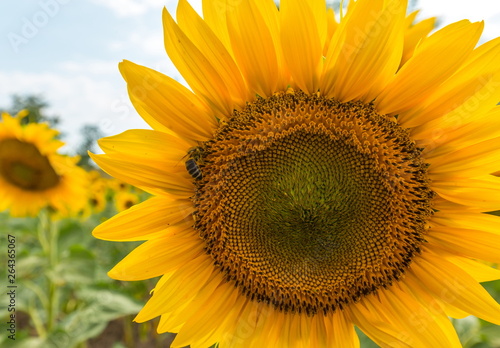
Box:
left=50, top=245, right=97, bottom=285
left=1, top=337, right=46, bottom=348
left=52, top=288, right=143, bottom=345
left=453, top=316, right=483, bottom=348
left=355, top=326, right=379, bottom=348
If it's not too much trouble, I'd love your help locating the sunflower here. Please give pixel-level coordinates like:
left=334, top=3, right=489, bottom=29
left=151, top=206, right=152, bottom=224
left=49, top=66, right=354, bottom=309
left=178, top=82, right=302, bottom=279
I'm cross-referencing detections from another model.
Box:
left=0, top=112, right=87, bottom=217
left=107, top=177, right=132, bottom=192
left=88, top=169, right=108, bottom=193
left=79, top=171, right=107, bottom=218
left=92, top=0, right=500, bottom=346
left=114, top=190, right=140, bottom=212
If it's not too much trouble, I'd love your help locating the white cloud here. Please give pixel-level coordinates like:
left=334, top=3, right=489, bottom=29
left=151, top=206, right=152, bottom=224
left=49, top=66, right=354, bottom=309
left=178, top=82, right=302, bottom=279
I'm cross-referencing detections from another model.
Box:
left=418, top=0, right=500, bottom=42
left=59, top=60, right=119, bottom=75
left=128, top=32, right=166, bottom=57
left=0, top=70, right=150, bottom=153
left=107, top=30, right=186, bottom=83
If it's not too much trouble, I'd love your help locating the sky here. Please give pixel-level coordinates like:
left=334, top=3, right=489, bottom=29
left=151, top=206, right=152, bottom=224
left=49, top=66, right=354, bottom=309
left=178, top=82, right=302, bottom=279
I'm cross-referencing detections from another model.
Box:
left=1, top=0, right=499, bottom=154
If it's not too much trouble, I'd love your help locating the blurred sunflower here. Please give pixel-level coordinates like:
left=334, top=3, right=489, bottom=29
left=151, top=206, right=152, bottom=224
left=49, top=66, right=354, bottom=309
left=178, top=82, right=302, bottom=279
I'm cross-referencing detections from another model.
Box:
left=0, top=112, right=87, bottom=217
left=79, top=170, right=108, bottom=217
left=87, top=192, right=107, bottom=215
left=107, top=177, right=131, bottom=192
left=88, top=169, right=108, bottom=193
left=114, top=190, right=140, bottom=212
left=92, top=0, right=500, bottom=346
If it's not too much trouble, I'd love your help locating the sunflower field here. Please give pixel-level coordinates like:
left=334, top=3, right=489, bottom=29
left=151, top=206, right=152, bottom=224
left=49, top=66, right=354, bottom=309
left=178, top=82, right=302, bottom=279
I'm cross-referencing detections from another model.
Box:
left=2, top=0, right=500, bottom=347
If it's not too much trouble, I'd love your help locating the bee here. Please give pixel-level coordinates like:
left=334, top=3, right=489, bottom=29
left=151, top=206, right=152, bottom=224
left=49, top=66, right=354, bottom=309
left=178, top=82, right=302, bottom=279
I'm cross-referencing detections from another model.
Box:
left=185, top=146, right=204, bottom=180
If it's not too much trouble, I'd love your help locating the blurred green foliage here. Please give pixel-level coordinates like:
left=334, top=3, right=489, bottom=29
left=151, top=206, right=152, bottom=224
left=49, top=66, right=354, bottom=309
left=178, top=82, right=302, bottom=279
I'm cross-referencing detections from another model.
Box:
left=0, top=199, right=174, bottom=348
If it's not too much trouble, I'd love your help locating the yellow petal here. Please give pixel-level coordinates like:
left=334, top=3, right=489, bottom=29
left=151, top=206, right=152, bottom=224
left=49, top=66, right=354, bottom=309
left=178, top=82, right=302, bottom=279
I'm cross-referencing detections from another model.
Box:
left=407, top=73, right=500, bottom=137
left=119, top=60, right=216, bottom=141
left=330, top=310, right=359, bottom=348
left=98, top=129, right=191, bottom=173
left=322, top=0, right=406, bottom=102
left=162, top=7, right=234, bottom=117
left=375, top=20, right=483, bottom=115
left=376, top=285, right=461, bottom=347
left=427, top=225, right=500, bottom=263
left=219, top=300, right=267, bottom=348
left=431, top=175, right=500, bottom=210
left=90, top=153, right=193, bottom=197
left=401, top=37, right=500, bottom=128
left=243, top=308, right=277, bottom=347
left=399, top=273, right=470, bottom=320
left=92, top=197, right=193, bottom=241
left=280, top=0, right=322, bottom=93
left=354, top=281, right=461, bottom=348
left=191, top=298, right=250, bottom=348
left=448, top=257, right=500, bottom=282
left=177, top=0, right=250, bottom=107
left=308, top=0, right=328, bottom=49
left=404, top=10, right=419, bottom=31
left=427, top=219, right=500, bottom=262
left=431, top=211, right=500, bottom=235
left=228, top=0, right=280, bottom=97
left=202, top=0, right=233, bottom=54
left=427, top=136, right=500, bottom=179
left=350, top=303, right=412, bottom=347
left=452, top=36, right=500, bottom=79
left=322, top=8, right=338, bottom=56
left=171, top=284, right=241, bottom=348
left=308, top=313, right=329, bottom=348
left=401, top=14, right=436, bottom=67
left=108, top=228, right=204, bottom=281
left=410, top=251, right=500, bottom=325
left=135, top=255, right=216, bottom=322
left=417, top=106, right=500, bottom=159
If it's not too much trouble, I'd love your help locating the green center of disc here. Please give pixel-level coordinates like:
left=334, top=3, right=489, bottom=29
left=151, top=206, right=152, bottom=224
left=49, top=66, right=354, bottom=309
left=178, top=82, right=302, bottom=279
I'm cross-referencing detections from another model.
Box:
left=193, top=91, right=434, bottom=315
left=242, top=131, right=392, bottom=272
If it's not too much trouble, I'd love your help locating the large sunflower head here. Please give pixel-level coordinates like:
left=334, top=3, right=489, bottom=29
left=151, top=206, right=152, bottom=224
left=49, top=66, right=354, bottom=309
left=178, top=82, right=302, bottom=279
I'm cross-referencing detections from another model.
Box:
left=92, top=0, right=500, bottom=346
left=0, top=112, right=87, bottom=217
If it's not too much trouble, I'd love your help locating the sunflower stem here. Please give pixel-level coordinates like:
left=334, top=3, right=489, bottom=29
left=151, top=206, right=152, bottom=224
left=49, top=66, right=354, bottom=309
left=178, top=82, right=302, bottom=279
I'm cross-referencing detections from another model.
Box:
left=37, top=209, right=50, bottom=254
left=38, top=209, right=60, bottom=334
left=27, top=295, right=46, bottom=338
left=47, top=215, right=60, bottom=333
left=123, top=315, right=134, bottom=347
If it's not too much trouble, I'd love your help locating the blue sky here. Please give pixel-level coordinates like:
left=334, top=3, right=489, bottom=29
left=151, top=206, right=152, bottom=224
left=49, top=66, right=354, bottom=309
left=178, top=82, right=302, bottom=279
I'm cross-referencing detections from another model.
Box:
left=1, top=0, right=499, bottom=153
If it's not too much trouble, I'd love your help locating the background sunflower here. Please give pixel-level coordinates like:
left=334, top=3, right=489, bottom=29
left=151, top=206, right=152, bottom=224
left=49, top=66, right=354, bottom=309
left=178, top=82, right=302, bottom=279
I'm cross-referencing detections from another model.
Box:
left=0, top=112, right=87, bottom=217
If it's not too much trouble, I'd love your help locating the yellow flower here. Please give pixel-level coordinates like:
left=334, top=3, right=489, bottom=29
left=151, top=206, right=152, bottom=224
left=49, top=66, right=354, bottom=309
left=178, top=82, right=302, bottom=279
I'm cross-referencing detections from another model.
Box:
left=92, top=0, right=500, bottom=346
left=107, top=177, right=133, bottom=193
left=400, top=10, right=436, bottom=67
left=114, top=190, right=140, bottom=212
left=80, top=170, right=108, bottom=218
left=88, top=169, right=108, bottom=193
left=0, top=112, right=87, bottom=217
left=88, top=192, right=107, bottom=215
